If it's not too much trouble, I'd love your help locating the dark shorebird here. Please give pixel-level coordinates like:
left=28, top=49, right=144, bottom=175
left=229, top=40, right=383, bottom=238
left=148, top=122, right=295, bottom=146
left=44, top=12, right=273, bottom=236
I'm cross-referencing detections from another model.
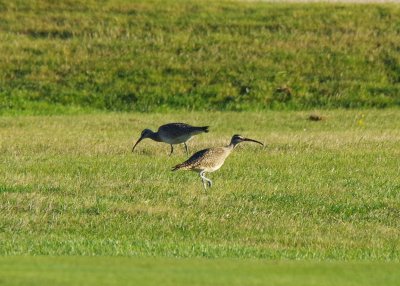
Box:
left=172, top=134, right=263, bottom=190
left=132, top=123, right=209, bottom=156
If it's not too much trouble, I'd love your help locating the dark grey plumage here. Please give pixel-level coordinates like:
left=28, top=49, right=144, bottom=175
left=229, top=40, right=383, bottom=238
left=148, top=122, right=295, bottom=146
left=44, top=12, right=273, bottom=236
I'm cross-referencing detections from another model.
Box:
left=132, top=123, right=209, bottom=156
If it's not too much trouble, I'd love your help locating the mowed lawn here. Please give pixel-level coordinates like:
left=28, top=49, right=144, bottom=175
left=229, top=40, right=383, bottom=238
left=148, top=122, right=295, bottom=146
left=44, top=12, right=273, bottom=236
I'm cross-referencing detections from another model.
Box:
left=0, top=109, right=399, bottom=260
left=1, top=257, right=399, bottom=286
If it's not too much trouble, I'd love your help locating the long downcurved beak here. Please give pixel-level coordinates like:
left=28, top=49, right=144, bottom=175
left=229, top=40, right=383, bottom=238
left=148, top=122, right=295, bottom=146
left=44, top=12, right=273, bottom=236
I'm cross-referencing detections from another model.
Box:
left=132, top=136, right=144, bottom=152
left=244, top=137, right=264, bottom=146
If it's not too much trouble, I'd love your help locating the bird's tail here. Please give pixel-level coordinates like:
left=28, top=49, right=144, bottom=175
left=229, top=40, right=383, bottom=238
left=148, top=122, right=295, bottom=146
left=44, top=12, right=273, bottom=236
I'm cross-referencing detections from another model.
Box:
left=171, top=163, right=183, bottom=171
left=172, top=161, right=191, bottom=171
left=195, top=126, right=209, bottom=133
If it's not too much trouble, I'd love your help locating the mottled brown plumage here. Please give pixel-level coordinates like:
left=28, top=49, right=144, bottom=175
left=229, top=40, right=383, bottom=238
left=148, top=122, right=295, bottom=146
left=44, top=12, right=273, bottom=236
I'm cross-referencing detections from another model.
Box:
left=132, top=123, right=209, bottom=156
left=173, top=135, right=263, bottom=190
left=173, top=147, right=229, bottom=172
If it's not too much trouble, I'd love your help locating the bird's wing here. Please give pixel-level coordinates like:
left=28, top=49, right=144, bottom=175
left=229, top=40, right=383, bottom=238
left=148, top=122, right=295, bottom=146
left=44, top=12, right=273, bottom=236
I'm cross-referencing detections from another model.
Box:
left=174, top=148, right=210, bottom=170
left=173, top=147, right=226, bottom=170
left=158, top=123, right=194, bottom=138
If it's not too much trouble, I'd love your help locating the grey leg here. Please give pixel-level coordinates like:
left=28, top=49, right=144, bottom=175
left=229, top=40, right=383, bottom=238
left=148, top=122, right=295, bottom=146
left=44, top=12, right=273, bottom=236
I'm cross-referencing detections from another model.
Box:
left=201, top=178, right=207, bottom=190
left=204, top=177, right=212, bottom=187
left=169, top=144, right=174, bottom=156
left=200, top=171, right=212, bottom=190
left=199, top=172, right=207, bottom=190
left=183, top=142, right=189, bottom=156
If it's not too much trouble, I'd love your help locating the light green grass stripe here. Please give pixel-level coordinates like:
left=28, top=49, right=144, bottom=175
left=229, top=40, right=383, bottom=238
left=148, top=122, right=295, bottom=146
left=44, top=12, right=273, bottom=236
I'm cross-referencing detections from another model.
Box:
left=1, top=257, right=399, bottom=286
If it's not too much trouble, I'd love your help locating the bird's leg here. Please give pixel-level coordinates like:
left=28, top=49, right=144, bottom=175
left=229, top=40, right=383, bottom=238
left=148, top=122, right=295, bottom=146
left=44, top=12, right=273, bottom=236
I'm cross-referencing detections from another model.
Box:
left=169, top=144, right=174, bottom=156
left=201, top=178, right=207, bottom=190
left=200, top=171, right=212, bottom=189
left=183, top=142, right=189, bottom=156
left=204, top=177, right=212, bottom=188
left=199, top=171, right=207, bottom=190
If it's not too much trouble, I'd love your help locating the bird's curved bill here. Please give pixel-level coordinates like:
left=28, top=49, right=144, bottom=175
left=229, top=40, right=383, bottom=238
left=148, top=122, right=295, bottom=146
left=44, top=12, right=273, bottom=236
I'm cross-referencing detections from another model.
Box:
left=244, top=137, right=264, bottom=146
left=132, top=137, right=143, bottom=152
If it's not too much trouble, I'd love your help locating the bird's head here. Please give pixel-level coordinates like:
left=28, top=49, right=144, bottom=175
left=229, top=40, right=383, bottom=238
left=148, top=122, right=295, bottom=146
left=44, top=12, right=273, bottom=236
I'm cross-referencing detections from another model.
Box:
left=230, top=134, right=264, bottom=147
left=132, top=128, right=153, bottom=152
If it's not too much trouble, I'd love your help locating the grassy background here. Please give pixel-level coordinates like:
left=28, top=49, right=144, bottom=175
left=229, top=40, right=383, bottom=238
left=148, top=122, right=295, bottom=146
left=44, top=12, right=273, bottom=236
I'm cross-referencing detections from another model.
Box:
left=1, top=257, right=400, bottom=286
left=1, top=0, right=400, bottom=113
left=1, top=109, right=399, bottom=259
left=1, top=1, right=400, bottom=282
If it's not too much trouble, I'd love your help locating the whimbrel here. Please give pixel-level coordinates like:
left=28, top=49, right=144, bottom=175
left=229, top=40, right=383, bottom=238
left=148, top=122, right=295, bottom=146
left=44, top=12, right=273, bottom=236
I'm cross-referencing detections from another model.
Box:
left=172, top=134, right=263, bottom=190
left=132, top=123, right=209, bottom=156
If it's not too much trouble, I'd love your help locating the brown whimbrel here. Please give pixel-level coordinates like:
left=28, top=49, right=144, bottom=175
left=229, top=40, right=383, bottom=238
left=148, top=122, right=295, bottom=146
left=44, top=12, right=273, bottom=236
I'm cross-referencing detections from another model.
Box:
left=132, top=123, right=209, bottom=156
left=172, top=134, right=263, bottom=190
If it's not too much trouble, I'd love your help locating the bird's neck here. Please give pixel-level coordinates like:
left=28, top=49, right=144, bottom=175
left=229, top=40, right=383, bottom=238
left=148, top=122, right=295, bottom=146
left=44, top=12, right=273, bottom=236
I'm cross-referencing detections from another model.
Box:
left=149, top=131, right=162, bottom=142
left=226, top=143, right=237, bottom=150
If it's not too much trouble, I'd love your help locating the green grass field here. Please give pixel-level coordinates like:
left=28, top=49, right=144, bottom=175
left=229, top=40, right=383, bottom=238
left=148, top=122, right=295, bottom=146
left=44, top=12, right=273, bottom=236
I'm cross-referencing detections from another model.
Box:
left=1, top=110, right=399, bottom=260
left=1, top=0, right=400, bottom=113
